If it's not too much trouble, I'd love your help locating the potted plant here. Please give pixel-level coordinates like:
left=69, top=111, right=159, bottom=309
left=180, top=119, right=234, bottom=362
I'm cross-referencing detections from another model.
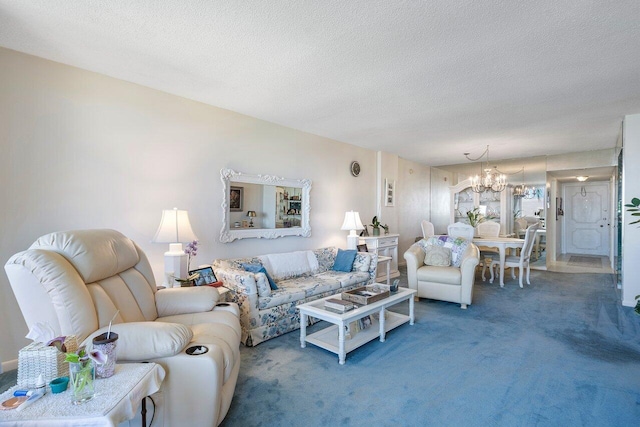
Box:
left=370, top=216, right=389, bottom=236
left=466, top=208, right=484, bottom=228
left=624, top=198, right=640, bottom=315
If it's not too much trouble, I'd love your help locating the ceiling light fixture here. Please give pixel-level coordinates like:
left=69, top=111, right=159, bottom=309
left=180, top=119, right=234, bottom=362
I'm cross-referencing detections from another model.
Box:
left=576, top=176, right=589, bottom=182
left=513, top=167, right=536, bottom=199
left=464, top=145, right=506, bottom=193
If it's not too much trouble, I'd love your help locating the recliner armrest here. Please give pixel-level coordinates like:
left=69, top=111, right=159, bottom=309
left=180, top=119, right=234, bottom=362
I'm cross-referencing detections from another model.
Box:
left=156, top=286, right=219, bottom=317
left=84, top=321, right=193, bottom=361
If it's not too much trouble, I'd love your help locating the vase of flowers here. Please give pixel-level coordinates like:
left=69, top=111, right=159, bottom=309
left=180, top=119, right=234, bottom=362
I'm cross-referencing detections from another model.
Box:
left=185, top=240, right=198, bottom=271
left=66, top=346, right=106, bottom=404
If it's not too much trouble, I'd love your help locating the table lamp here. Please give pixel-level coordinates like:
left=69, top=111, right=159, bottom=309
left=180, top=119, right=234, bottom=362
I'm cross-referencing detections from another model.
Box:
left=152, top=208, right=198, bottom=287
left=247, top=210, right=256, bottom=227
left=341, top=211, right=364, bottom=250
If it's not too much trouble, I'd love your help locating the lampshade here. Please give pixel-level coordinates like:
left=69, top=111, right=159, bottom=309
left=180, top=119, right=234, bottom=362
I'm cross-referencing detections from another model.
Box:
left=247, top=211, right=257, bottom=217
left=341, top=211, right=364, bottom=250
left=341, top=211, right=364, bottom=231
left=152, top=208, right=198, bottom=243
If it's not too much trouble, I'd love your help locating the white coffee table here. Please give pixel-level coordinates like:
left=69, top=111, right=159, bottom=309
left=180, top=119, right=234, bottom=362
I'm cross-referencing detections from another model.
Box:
left=297, top=286, right=416, bottom=364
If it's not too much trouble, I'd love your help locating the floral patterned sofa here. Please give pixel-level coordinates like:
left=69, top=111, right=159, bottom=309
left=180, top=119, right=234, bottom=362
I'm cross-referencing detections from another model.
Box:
left=211, top=247, right=378, bottom=346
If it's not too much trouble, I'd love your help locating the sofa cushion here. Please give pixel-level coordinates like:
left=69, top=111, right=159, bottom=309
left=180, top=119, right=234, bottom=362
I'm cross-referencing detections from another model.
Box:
left=424, top=246, right=451, bottom=267
left=258, top=251, right=317, bottom=281
left=254, top=273, right=272, bottom=297
left=242, top=263, right=277, bottom=290
left=258, top=287, right=307, bottom=310
left=313, top=247, right=337, bottom=273
left=352, top=253, right=371, bottom=272
left=277, top=275, right=342, bottom=298
left=317, top=271, right=370, bottom=287
left=332, top=249, right=357, bottom=272
left=417, top=265, right=462, bottom=285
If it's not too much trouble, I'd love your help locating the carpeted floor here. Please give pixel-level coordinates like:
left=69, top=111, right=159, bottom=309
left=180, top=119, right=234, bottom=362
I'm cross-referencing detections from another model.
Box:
left=221, top=268, right=640, bottom=427
left=567, top=256, right=602, bottom=268
left=2, top=268, right=637, bottom=426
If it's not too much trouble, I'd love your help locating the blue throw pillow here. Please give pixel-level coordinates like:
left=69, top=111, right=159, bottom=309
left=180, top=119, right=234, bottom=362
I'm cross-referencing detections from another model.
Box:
left=332, top=249, right=358, bottom=272
left=241, top=263, right=278, bottom=290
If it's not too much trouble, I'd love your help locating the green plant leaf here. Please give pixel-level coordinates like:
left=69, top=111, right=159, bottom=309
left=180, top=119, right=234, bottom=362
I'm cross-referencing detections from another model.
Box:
left=65, top=353, right=80, bottom=363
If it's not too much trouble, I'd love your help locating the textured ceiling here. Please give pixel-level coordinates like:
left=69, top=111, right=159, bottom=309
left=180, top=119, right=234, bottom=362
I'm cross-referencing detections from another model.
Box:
left=1, top=1, right=639, bottom=166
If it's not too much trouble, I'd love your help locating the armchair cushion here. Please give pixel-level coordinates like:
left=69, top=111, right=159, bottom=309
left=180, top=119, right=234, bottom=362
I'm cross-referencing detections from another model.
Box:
left=85, top=322, right=193, bottom=361
left=419, top=236, right=469, bottom=267
left=155, top=286, right=219, bottom=317
left=424, top=246, right=451, bottom=267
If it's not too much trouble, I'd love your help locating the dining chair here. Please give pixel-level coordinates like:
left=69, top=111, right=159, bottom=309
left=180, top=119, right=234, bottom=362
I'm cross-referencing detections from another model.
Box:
left=489, top=223, right=540, bottom=287
left=476, top=220, right=501, bottom=281
left=421, top=220, right=435, bottom=239
left=447, top=222, right=474, bottom=241
left=515, top=218, right=528, bottom=238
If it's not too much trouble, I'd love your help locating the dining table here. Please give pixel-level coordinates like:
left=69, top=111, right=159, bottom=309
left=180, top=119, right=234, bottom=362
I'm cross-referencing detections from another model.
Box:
left=472, top=236, right=525, bottom=287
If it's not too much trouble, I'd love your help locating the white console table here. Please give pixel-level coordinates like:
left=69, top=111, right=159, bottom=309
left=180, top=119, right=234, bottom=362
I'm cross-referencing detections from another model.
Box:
left=360, top=234, right=400, bottom=282
left=0, top=363, right=165, bottom=426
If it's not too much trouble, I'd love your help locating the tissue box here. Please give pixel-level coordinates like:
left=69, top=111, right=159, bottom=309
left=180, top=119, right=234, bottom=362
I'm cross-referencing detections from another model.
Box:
left=17, top=335, right=78, bottom=387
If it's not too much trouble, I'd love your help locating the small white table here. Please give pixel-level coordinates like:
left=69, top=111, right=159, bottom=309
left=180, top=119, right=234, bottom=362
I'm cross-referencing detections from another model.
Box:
left=377, top=256, right=392, bottom=285
left=473, top=237, right=525, bottom=287
left=298, top=286, right=416, bottom=364
left=0, top=363, right=165, bottom=427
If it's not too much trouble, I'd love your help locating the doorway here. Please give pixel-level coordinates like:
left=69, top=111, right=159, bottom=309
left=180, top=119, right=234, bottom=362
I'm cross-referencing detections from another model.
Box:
left=562, top=182, right=610, bottom=256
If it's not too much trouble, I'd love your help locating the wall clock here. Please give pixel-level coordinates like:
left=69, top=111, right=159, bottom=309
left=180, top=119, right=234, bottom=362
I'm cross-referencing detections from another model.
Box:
left=350, top=161, right=361, bottom=177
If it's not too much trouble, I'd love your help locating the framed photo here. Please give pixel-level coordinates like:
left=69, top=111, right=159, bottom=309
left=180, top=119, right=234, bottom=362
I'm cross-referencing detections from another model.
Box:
left=230, top=186, right=243, bottom=212
left=242, top=220, right=249, bottom=228
left=357, top=244, right=368, bottom=252
left=189, top=266, right=217, bottom=286
left=384, top=179, right=395, bottom=207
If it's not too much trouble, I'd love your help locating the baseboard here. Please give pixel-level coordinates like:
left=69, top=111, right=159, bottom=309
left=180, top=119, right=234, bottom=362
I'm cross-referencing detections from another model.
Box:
left=1, top=359, right=18, bottom=373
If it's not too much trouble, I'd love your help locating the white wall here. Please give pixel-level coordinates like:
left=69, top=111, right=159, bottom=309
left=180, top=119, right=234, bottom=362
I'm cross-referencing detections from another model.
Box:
left=0, top=47, right=381, bottom=362
left=430, top=167, right=454, bottom=234
left=622, top=113, right=640, bottom=307
left=396, top=158, right=431, bottom=263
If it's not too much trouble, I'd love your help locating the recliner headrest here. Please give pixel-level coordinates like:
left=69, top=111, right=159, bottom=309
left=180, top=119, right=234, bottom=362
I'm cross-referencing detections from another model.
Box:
left=30, top=229, right=140, bottom=283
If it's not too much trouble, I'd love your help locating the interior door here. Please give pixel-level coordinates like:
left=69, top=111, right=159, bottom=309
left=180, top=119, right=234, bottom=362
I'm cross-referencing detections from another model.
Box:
left=563, top=182, right=610, bottom=255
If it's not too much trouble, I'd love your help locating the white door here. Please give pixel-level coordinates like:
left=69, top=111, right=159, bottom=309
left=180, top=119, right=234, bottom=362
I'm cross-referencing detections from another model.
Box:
left=563, top=182, right=610, bottom=255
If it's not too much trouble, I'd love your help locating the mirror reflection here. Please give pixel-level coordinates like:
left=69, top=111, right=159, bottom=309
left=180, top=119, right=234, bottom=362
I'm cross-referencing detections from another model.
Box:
left=227, top=183, right=304, bottom=229
left=513, top=183, right=546, bottom=232
left=220, top=169, right=311, bottom=242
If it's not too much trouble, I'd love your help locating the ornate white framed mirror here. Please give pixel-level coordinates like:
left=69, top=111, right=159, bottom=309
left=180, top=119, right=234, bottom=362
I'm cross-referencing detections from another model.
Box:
left=220, top=168, right=312, bottom=242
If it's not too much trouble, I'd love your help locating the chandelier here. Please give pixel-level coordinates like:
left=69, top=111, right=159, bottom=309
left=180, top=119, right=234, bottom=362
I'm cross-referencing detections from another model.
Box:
left=464, top=145, right=506, bottom=193
left=513, top=167, right=536, bottom=199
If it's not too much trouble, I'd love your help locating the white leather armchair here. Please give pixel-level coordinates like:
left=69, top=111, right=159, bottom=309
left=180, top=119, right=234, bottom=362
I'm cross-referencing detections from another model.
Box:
left=404, top=238, right=480, bottom=309
left=5, top=229, right=241, bottom=426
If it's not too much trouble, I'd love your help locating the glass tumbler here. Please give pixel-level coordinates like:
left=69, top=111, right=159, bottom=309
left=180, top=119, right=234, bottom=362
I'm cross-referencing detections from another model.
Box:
left=92, top=332, right=118, bottom=378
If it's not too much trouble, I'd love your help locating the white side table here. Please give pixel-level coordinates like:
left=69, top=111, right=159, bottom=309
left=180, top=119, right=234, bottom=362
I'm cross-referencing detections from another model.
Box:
left=0, top=363, right=165, bottom=426
left=377, top=256, right=392, bottom=285
left=359, top=234, right=400, bottom=282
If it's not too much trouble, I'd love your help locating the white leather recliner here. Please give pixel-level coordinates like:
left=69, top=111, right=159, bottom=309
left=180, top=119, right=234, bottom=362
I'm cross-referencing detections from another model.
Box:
left=5, top=229, right=241, bottom=426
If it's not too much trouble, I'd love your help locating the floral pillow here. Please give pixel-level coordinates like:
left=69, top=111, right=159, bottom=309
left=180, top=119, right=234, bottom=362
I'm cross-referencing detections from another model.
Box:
left=424, top=246, right=451, bottom=266
left=352, top=253, right=371, bottom=272
left=418, top=236, right=469, bottom=267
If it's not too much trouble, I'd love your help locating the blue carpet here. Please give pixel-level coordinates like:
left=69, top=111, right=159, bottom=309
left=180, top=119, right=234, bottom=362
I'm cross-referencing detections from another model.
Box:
left=221, top=269, right=640, bottom=427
